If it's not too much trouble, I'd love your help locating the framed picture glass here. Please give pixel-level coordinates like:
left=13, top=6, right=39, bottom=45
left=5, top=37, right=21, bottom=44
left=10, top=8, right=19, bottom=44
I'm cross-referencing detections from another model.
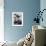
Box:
left=12, top=12, right=23, bottom=26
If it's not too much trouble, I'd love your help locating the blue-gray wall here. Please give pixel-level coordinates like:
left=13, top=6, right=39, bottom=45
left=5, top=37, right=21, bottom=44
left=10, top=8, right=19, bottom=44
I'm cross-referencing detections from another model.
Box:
left=4, top=0, right=40, bottom=42
left=40, top=0, right=46, bottom=27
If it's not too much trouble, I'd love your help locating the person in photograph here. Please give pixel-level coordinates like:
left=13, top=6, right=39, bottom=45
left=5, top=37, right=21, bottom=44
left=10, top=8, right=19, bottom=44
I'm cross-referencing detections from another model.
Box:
left=14, top=14, right=22, bottom=25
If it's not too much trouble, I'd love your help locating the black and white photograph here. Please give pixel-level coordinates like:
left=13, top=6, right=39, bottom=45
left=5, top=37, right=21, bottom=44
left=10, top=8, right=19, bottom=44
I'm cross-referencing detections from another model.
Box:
left=12, top=12, right=23, bottom=26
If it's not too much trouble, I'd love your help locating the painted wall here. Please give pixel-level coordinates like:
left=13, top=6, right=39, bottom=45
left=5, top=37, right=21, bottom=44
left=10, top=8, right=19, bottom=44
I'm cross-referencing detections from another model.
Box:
left=40, top=0, right=46, bottom=27
left=4, top=0, right=40, bottom=42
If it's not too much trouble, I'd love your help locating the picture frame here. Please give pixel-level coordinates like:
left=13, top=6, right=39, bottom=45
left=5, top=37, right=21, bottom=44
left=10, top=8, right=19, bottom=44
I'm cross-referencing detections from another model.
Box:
left=12, top=12, right=23, bottom=26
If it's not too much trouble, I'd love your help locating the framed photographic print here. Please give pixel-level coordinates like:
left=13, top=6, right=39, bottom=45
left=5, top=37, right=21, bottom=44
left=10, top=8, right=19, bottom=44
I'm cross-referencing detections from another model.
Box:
left=12, top=12, right=23, bottom=26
